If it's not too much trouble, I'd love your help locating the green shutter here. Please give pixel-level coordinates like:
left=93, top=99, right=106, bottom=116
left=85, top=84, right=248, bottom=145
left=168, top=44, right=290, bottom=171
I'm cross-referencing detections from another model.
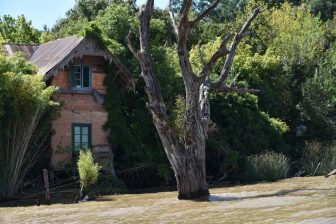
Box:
left=88, top=124, right=92, bottom=148
left=82, top=65, right=90, bottom=88
left=69, top=64, right=75, bottom=87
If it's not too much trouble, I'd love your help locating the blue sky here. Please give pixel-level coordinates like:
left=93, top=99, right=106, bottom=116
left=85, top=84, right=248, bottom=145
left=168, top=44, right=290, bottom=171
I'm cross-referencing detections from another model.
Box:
left=0, top=0, right=168, bottom=30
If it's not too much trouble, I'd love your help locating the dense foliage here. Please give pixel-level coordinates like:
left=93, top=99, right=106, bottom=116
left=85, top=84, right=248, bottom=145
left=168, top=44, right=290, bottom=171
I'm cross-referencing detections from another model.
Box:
left=48, top=0, right=336, bottom=185
left=1, top=0, right=336, bottom=193
left=0, top=52, right=58, bottom=200
left=0, top=15, right=40, bottom=44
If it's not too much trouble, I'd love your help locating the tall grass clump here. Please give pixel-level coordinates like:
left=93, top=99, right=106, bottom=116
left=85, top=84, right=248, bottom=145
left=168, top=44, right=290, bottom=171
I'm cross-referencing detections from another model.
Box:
left=77, top=150, right=101, bottom=193
left=0, top=53, right=59, bottom=201
left=300, top=141, right=336, bottom=176
left=247, top=151, right=290, bottom=182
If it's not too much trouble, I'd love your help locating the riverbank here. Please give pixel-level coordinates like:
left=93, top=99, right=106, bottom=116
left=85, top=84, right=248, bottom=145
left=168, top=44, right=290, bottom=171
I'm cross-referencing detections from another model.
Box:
left=1, top=176, right=335, bottom=223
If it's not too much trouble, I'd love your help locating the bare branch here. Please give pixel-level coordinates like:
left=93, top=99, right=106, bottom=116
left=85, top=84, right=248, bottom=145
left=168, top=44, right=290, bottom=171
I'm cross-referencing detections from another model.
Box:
left=229, top=72, right=240, bottom=87
left=214, top=8, right=260, bottom=86
left=139, top=0, right=154, bottom=52
left=168, top=0, right=179, bottom=36
left=124, top=31, right=141, bottom=61
left=198, top=33, right=233, bottom=79
left=125, top=0, right=167, bottom=120
left=180, top=0, right=193, bottom=19
left=213, top=86, right=260, bottom=94
left=191, top=0, right=222, bottom=27
left=178, top=0, right=192, bottom=42
left=177, top=0, right=195, bottom=80
left=108, top=54, right=135, bottom=89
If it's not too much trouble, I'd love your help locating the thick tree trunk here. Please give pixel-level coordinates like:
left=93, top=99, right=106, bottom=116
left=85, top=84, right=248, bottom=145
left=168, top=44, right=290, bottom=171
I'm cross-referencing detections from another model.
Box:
left=123, top=0, right=259, bottom=200
left=151, top=113, right=209, bottom=199
left=173, top=147, right=209, bottom=199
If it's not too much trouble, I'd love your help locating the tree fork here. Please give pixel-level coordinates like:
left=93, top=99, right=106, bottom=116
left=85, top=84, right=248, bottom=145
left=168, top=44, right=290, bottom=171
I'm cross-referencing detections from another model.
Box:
left=119, top=0, right=260, bottom=199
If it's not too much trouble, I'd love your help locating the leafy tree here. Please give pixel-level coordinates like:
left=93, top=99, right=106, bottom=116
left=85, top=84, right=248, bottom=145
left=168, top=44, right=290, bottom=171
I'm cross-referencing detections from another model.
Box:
left=39, top=25, right=56, bottom=43
left=301, top=45, right=336, bottom=140
left=309, top=0, right=336, bottom=21
left=208, top=92, right=289, bottom=180
left=52, top=0, right=137, bottom=38
left=0, top=53, right=58, bottom=200
left=194, top=0, right=249, bottom=22
left=234, top=3, right=325, bottom=135
left=0, top=15, right=40, bottom=44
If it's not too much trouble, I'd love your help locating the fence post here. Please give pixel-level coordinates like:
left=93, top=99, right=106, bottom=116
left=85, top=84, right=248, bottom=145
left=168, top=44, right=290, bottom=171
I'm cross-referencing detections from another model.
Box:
left=43, top=169, right=51, bottom=205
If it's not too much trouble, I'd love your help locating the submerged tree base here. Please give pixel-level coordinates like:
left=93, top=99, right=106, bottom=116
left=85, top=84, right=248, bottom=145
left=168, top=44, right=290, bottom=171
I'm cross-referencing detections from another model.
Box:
left=178, top=189, right=210, bottom=200
left=1, top=176, right=335, bottom=223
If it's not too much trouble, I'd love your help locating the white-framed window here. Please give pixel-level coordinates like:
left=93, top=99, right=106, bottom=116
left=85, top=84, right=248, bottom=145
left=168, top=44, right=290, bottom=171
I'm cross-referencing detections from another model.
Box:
left=70, top=65, right=91, bottom=89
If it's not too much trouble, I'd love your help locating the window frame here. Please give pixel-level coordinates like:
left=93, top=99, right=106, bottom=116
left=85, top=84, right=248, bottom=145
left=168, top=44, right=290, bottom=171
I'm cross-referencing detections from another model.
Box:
left=70, top=64, right=92, bottom=89
left=71, top=123, right=92, bottom=152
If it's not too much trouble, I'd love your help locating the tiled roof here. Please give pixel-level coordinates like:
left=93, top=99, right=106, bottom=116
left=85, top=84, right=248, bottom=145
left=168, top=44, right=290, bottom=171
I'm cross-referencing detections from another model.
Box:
left=4, top=35, right=84, bottom=75
left=30, top=36, right=84, bottom=75
left=3, top=44, right=38, bottom=60
left=3, top=35, right=134, bottom=88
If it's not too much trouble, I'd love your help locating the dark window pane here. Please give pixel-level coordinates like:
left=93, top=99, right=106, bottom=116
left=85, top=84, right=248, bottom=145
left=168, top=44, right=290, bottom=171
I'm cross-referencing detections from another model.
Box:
left=82, top=66, right=90, bottom=88
left=74, top=66, right=81, bottom=73
left=74, top=142, right=81, bottom=151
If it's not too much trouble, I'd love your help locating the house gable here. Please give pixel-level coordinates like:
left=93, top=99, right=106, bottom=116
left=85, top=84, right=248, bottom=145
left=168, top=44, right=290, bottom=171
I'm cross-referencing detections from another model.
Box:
left=3, top=35, right=134, bottom=88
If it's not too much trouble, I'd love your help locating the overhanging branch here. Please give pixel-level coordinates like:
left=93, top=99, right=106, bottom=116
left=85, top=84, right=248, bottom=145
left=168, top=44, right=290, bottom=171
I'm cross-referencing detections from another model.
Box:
left=168, top=0, right=179, bottom=36
left=213, top=86, right=260, bottom=94
left=108, top=55, right=135, bottom=89
left=190, top=0, right=222, bottom=27
left=124, top=31, right=141, bottom=61
left=198, top=33, right=233, bottom=80
left=214, top=8, right=260, bottom=86
left=126, top=0, right=167, bottom=120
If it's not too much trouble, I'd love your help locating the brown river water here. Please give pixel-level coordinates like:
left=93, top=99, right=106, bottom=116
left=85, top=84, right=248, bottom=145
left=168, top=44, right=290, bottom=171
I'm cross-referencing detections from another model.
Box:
left=0, top=176, right=335, bottom=223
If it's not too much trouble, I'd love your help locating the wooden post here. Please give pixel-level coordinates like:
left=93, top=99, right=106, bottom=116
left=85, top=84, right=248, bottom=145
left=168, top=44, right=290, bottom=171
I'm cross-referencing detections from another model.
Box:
left=43, top=169, right=51, bottom=205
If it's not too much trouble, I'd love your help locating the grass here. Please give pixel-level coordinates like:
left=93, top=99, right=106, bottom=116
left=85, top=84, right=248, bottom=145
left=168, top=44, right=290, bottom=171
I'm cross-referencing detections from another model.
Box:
left=300, top=141, right=336, bottom=176
left=247, top=151, right=290, bottom=182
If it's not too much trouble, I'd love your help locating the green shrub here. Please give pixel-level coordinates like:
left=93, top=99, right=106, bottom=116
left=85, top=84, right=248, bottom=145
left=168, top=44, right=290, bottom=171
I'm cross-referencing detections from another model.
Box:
left=300, top=141, right=336, bottom=176
left=77, top=150, right=101, bottom=191
left=247, top=151, right=290, bottom=182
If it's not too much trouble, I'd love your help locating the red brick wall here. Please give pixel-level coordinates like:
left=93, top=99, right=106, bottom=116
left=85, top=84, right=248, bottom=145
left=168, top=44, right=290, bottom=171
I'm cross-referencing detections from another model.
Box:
left=52, top=56, right=106, bottom=91
left=51, top=56, right=110, bottom=170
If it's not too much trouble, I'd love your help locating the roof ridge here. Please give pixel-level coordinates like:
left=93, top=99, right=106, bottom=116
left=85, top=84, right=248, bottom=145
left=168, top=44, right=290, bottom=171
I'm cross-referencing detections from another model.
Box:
left=3, top=35, right=83, bottom=46
left=40, top=35, right=83, bottom=44
left=4, top=43, right=39, bottom=46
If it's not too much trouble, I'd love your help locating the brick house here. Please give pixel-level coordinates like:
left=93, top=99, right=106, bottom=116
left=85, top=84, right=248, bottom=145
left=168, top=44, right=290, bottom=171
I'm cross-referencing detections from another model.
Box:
left=4, top=35, right=133, bottom=173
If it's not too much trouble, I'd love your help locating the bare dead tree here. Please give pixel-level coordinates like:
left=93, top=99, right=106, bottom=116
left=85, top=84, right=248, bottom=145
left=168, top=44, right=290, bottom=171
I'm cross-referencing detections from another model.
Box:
left=122, top=0, right=260, bottom=199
